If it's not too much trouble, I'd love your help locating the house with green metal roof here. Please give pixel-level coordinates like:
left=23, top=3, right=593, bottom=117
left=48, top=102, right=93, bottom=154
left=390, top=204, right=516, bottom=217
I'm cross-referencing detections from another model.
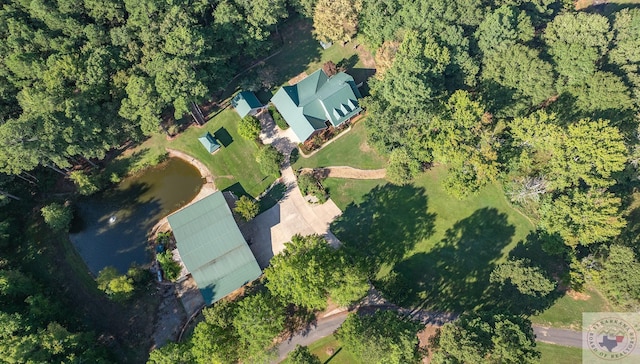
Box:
left=198, top=132, right=220, bottom=153
left=167, top=191, right=261, bottom=305
left=232, top=91, right=263, bottom=119
left=270, top=69, right=362, bottom=142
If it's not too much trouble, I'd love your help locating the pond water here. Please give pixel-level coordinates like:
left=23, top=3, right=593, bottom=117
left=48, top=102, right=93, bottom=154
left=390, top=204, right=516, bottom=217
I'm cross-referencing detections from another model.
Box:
left=70, top=157, right=203, bottom=276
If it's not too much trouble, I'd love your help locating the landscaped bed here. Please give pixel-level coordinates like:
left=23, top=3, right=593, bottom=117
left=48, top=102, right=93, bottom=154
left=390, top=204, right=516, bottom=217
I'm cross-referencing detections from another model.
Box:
left=292, top=120, right=387, bottom=170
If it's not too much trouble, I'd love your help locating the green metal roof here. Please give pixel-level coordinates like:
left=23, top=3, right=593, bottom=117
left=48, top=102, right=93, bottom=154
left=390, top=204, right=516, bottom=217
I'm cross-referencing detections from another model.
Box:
left=271, top=69, right=362, bottom=142
left=231, top=91, right=262, bottom=118
left=167, top=192, right=261, bottom=305
left=198, top=132, right=220, bottom=153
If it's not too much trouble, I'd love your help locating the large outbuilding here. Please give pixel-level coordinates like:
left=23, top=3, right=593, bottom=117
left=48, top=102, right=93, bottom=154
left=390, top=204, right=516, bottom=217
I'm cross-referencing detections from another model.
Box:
left=167, top=191, right=261, bottom=305
left=270, top=69, right=362, bottom=142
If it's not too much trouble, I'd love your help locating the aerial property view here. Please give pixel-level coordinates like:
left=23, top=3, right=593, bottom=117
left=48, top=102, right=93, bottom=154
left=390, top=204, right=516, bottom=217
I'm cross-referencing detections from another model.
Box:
left=1, top=0, right=640, bottom=363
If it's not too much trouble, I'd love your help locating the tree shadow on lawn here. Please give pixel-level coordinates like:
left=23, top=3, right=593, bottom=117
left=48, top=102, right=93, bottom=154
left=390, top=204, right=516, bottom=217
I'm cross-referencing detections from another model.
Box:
left=378, top=208, right=516, bottom=312
left=331, top=184, right=436, bottom=276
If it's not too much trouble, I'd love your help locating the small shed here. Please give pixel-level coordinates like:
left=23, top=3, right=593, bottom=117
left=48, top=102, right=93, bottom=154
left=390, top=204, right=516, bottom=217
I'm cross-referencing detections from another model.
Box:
left=198, top=132, right=220, bottom=153
left=167, top=192, right=262, bottom=305
left=231, top=91, right=263, bottom=119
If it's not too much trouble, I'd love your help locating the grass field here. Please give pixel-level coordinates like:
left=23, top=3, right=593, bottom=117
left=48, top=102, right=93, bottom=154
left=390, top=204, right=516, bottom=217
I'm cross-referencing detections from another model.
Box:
left=293, top=121, right=387, bottom=170
left=132, top=109, right=275, bottom=197
left=531, top=286, right=610, bottom=330
left=537, top=342, right=585, bottom=363
left=331, top=165, right=535, bottom=310
left=280, top=335, right=360, bottom=364
left=323, top=178, right=387, bottom=210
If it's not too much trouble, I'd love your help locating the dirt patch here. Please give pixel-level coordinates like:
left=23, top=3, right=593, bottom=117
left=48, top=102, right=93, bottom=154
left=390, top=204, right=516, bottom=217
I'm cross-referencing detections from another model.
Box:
left=355, top=43, right=377, bottom=69
left=301, top=166, right=386, bottom=179
left=288, top=71, right=308, bottom=85
left=418, top=325, right=441, bottom=363
left=359, top=140, right=373, bottom=153
left=567, top=289, right=591, bottom=301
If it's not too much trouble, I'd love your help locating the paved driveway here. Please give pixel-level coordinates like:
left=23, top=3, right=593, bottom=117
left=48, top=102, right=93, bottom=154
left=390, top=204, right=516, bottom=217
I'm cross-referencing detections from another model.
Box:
left=240, top=111, right=342, bottom=268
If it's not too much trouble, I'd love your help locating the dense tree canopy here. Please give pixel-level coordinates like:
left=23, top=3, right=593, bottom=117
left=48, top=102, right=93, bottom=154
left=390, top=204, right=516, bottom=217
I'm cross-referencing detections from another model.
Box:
left=432, top=314, right=539, bottom=364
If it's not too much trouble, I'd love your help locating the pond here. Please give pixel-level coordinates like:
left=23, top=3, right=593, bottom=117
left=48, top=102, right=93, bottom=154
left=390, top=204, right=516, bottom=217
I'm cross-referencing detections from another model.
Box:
left=70, top=157, right=203, bottom=276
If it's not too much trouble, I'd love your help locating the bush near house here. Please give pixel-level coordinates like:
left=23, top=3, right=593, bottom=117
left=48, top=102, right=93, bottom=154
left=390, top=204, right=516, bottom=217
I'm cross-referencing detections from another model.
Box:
left=157, top=251, right=181, bottom=282
left=298, top=172, right=327, bottom=203
left=269, top=105, right=289, bottom=130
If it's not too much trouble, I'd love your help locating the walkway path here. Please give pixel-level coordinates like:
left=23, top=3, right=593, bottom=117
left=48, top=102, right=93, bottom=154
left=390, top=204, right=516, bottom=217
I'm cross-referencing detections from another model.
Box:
left=300, top=166, right=386, bottom=179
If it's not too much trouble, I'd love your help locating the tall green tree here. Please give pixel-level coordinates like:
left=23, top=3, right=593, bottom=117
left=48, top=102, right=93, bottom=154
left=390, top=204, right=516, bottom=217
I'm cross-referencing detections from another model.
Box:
left=539, top=188, right=626, bottom=247
left=432, top=313, right=539, bottom=364
left=336, top=311, right=423, bottom=364
left=233, top=291, right=286, bottom=362
left=544, top=12, right=612, bottom=85
left=313, top=0, right=363, bottom=44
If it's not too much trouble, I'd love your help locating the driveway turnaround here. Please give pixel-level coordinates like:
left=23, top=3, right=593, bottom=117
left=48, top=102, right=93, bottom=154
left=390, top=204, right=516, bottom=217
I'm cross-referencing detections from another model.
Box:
left=240, top=111, right=342, bottom=268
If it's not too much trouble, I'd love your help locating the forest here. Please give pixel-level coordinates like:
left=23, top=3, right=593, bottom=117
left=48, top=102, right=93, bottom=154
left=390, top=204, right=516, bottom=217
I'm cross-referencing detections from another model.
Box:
left=1, top=0, right=640, bottom=362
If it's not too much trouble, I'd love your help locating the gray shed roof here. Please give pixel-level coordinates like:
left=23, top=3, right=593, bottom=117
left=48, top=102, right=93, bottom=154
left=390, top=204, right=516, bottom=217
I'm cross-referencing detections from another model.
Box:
left=167, top=192, right=261, bottom=305
left=198, top=132, right=220, bottom=153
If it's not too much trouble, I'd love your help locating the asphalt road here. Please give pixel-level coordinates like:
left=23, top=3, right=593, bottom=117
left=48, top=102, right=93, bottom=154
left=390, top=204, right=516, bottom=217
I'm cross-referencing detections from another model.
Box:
left=274, top=310, right=585, bottom=362
left=275, top=311, right=349, bottom=361
left=533, top=325, right=583, bottom=348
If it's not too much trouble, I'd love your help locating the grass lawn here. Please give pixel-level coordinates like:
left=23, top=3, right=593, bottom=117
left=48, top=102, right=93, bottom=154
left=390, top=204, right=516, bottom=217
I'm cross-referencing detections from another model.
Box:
left=531, top=286, right=610, bottom=330
left=537, top=343, right=585, bottom=363
left=331, top=165, right=535, bottom=311
left=280, top=335, right=360, bottom=364
left=323, top=178, right=387, bottom=210
left=292, top=120, right=387, bottom=170
left=133, top=109, right=275, bottom=197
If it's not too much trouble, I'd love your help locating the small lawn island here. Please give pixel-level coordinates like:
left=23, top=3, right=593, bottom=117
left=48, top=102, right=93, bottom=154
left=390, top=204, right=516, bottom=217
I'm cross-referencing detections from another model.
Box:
left=167, top=191, right=261, bottom=305
left=271, top=69, right=362, bottom=143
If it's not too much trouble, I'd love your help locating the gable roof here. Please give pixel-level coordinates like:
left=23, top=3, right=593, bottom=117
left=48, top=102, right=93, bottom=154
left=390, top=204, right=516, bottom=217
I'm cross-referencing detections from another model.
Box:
left=271, top=70, right=362, bottom=142
left=198, top=132, right=220, bottom=153
left=167, top=192, right=261, bottom=305
left=231, top=91, right=262, bottom=118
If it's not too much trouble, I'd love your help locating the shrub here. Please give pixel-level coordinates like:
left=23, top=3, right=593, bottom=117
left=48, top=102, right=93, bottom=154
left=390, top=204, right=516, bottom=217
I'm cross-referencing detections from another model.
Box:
left=298, top=173, right=327, bottom=203
left=96, top=266, right=135, bottom=301
left=268, top=106, right=289, bottom=130
left=69, top=170, right=101, bottom=195
left=40, top=202, right=73, bottom=232
left=386, top=148, right=421, bottom=185
left=238, top=115, right=261, bottom=140
left=256, top=145, right=284, bottom=177
left=157, top=251, right=181, bottom=282
left=234, top=196, right=259, bottom=221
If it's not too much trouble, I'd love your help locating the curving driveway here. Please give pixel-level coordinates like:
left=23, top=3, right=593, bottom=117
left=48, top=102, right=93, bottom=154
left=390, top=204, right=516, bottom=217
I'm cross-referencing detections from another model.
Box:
left=240, top=112, right=342, bottom=268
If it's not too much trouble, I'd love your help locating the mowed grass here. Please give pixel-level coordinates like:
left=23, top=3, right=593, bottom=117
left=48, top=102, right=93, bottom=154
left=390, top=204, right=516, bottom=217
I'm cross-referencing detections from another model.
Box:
left=531, top=286, right=610, bottom=330
left=293, top=120, right=387, bottom=170
left=323, top=178, right=387, bottom=210
left=280, top=335, right=360, bottom=364
left=537, top=343, right=585, bottom=363
left=331, top=165, right=534, bottom=311
left=135, top=109, right=275, bottom=197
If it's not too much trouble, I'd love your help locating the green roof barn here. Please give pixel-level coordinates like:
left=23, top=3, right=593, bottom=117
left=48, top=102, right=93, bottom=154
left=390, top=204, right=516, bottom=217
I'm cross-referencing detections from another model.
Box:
left=270, top=69, right=362, bottom=142
left=198, top=132, right=220, bottom=153
left=167, top=192, right=261, bottom=305
left=231, top=91, right=263, bottom=118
